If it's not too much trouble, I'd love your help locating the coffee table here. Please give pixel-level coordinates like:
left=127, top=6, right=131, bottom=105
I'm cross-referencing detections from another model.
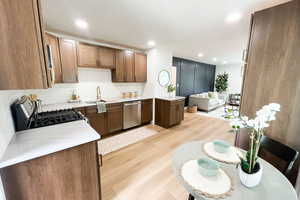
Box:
left=172, top=141, right=297, bottom=200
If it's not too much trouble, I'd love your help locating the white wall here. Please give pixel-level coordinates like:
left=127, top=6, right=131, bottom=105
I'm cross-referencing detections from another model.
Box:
left=215, top=63, right=243, bottom=94
left=144, top=46, right=173, bottom=98
left=0, top=47, right=173, bottom=200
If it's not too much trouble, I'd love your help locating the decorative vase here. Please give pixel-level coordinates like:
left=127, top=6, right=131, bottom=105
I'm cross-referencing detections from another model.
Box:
left=168, top=92, right=175, bottom=98
left=238, top=163, right=263, bottom=188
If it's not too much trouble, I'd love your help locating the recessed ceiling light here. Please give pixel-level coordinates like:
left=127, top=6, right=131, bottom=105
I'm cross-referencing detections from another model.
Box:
left=147, top=41, right=155, bottom=47
left=225, top=13, right=242, bottom=23
left=75, top=19, right=88, bottom=29
left=222, top=61, right=228, bottom=64
left=212, top=57, right=217, bottom=62
left=198, top=53, right=204, bottom=57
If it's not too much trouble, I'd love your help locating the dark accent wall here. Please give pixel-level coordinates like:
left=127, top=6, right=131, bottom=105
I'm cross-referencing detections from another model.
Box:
left=173, top=57, right=216, bottom=101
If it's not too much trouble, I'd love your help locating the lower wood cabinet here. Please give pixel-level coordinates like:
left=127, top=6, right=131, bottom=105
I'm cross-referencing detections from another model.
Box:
left=0, top=142, right=101, bottom=200
left=84, top=103, right=123, bottom=137
left=142, top=99, right=153, bottom=124
left=85, top=106, right=108, bottom=136
left=80, top=99, right=152, bottom=137
left=107, top=103, right=123, bottom=133
left=155, top=98, right=185, bottom=128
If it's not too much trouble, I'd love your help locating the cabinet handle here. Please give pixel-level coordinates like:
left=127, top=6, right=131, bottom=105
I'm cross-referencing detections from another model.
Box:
left=46, top=45, right=55, bottom=85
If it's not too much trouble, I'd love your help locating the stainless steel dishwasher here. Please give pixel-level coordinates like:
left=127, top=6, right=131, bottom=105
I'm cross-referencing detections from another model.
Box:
left=123, top=101, right=141, bottom=129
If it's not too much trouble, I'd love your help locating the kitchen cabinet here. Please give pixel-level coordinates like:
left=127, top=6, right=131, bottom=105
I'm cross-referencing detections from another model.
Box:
left=0, top=0, right=49, bottom=90
left=85, top=106, right=108, bottom=136
left=107, top=103, right=123, bottom=134
left=155, top=98, right=185, bottom=128
left=112, top=50, right=126, bottom=82
left=141, top=99, right=153, bottom=124
left=59, top=38, right=78, bottom=83
left=76, top=43, right=116, bottom=69
left=44, top=33, right=63, bottom=83
left=112, top=50, right=147, bottom=82
left=0, top=142, right=101, bottom=200
left=124, top=51, right=135, bottom=82
left=76, top=42, right=98, bottom=68
left=134, top=53, right=147, bottom=82
left=98, top=46, right=116, bottom=69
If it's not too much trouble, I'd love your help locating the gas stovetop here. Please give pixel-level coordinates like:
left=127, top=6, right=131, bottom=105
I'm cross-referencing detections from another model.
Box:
left=29, top=109, right=85, bottom=129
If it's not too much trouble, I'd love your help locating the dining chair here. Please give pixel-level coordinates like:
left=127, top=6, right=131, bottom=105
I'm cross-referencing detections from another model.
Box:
left=235, top=131, right=299, bottom=185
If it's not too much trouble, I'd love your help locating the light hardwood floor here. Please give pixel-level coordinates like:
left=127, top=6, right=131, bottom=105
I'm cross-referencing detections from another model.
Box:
left=100, top=112, right=235, bottom=200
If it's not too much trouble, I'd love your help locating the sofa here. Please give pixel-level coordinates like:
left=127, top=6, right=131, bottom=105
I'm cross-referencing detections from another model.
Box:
left=189, top=92, right=225, bottom=112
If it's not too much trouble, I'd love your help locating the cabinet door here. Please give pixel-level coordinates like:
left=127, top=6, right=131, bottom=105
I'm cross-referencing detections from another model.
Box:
left=98, top=46, right=116, bottom=69
left=59, top=39, right=78, bottom=83
left=134, top=53, right=147, bottom=82
left=141, top=99, right=153, bottom=124
left=107, top=103, right=123, bottom=133
left=44, top=33, right=63, bottom=83
left=76, top=43, right=98, bottom=68
left=169, top=104, right=177, bottom=126
left=124, top=51, right=135, bottom=82
left=0, top=0, right=48, bottom=90
left=86, top=107, right=108, bottom=136
left=112, top=50, right=125, bottom=82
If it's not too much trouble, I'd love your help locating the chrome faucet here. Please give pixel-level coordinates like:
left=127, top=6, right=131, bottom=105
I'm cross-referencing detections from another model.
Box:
left=96, top=86, right=101, bottom=100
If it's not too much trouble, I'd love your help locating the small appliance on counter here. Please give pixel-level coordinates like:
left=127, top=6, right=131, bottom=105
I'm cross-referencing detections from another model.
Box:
left=11, top=96, right=86, bottom=132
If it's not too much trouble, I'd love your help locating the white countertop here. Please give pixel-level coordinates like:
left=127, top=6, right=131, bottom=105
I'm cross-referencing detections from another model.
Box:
left=155, top=96, right=186, bottom=101
left=41, top=96, right=153, bottom=112
left=0, top=120, right=100, bottom=168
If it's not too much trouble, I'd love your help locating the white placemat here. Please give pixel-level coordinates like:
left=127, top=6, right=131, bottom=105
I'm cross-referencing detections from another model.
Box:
left=181, top=160, right=233, bottom=198
left=203, top=142, right=241, bottom=164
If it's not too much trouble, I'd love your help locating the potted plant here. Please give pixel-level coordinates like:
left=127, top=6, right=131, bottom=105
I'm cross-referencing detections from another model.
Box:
left=167, top=84, right=176, bottom=98
left=229, top=103, right=281, bottom=187
left=215, top=72, right=228, bottom=100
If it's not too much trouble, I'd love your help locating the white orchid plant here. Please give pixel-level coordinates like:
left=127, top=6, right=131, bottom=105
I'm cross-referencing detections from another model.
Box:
left=230, top=103, right=281, bottom=174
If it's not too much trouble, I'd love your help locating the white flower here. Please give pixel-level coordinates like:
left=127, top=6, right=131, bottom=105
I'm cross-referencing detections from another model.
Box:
left=241, top=116, right=248, bottom=121
left=230, top=118, right=244, bottom=129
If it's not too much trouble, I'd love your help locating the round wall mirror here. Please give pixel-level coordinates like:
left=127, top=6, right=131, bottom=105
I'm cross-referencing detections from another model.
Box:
left=158, top=70, right=171, bottom=87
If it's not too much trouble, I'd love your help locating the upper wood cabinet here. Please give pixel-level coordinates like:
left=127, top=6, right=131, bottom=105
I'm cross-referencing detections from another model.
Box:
left=112, top=50, right=126, bottom=82
left=76, top=43, right=116, bottom=69
left=76, top=43, right=98, bottom=68
left=112, top=50, right=147, bottom=82
left=124, top=51, right=135, bottom=82
left=98, top=46, right=116, bottom=69
left=44, top=33, right=63, bottom=84
left=0, top=0, right=49, bottom=90
left=134, top=53, right=147, bottom=82
left=59, top=39, right=78, bottom=83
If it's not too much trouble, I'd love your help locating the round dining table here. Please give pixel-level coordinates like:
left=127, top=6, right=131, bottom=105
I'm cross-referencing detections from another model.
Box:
left=172, top=141, right=298, bottom=200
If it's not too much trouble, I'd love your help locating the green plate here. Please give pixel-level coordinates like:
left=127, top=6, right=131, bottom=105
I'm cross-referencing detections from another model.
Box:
left=197, top=158, right=220, bottom=177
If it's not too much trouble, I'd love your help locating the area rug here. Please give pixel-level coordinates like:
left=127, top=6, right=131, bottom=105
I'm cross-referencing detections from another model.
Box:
left=98, top=124, right=161, bottom=155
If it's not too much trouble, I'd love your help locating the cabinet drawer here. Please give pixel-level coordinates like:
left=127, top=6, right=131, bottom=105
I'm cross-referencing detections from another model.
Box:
left=170, top=99, right=185, bottom=105
left=85, top=106, right=98, bottom=114
left=142, top=99, right=153, bottom=104
left=74, top=107, right=86, bottom=115
left=106, top=103, right=123, bottom=110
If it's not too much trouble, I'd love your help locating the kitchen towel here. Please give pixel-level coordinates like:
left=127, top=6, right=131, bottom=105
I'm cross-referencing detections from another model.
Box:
left=96, top=102, right=106, bottom=113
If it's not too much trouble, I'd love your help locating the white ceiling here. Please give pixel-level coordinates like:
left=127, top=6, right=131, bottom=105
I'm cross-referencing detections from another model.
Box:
left=41, top=0, right=289, bottom=65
